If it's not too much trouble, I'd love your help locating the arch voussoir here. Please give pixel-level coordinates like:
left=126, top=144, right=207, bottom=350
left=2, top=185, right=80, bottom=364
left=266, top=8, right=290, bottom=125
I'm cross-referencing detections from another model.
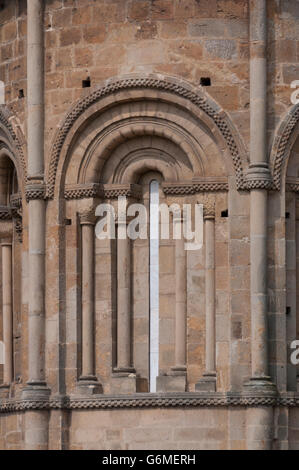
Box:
left=47, top=74, right=247, bottom=199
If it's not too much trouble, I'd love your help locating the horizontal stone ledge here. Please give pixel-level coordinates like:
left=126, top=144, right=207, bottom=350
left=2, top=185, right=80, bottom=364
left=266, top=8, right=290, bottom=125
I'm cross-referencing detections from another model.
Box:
left=64, top=180, right=230, bottom=200
left=2, top=391, right=299, bottom=413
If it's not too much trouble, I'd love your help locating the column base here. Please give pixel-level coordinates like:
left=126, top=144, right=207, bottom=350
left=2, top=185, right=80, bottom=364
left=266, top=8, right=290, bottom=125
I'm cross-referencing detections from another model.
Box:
left=243, top=376, right=277, bottom=395
left=195, top=371, right=217, bottom=392
left=0, top=383, right=10, bottom=398
left=156, top=371, right=187, bottom=392
left=111, top=369, right=147, bottom=394
left=22, top=381, right=51, bottom=400
left=75, top=376, right=103, bottom=395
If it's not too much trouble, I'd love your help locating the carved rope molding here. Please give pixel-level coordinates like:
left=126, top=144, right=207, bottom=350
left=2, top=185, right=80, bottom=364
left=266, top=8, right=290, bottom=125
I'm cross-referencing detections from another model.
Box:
left=0, top=106, right=26, bottom=179
left=48, top=75, right=246, bottom=199
left=2, top=392, right=299, bottom=412
left=272, top=104, right=299, bottom=190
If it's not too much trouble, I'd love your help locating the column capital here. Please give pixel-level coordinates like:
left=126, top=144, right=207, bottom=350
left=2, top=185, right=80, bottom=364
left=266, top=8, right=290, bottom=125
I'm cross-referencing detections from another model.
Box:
left=245, top=163, right=272, bottom=190
left=0, top=205, right=12, bottom=221
left=78, top=208, right=96, bottom=225
left=25, top=181, right=46, bottom=201
left=198, top=194, right=215, bottom=219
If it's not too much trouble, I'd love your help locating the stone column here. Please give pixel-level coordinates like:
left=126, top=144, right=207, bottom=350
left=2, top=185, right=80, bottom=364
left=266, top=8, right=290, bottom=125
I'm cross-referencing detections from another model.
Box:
left=23, top=0, right=50, bottom=450
left=111, top=199, right=141, bottom=394
left=158, top=208, right=187, bottom=392
left=78, top=209, right=102, bottom=395
left=244, top=0, right=275, bottom=450
left=173, top=213, right=187, bottom=372
left=196, top=199, right=216, bottom=391
left=245, top=0, right=274, bottom=388
left=115, top=219, right=134, bottom=373
left=2, top=239, right=13, bottom=384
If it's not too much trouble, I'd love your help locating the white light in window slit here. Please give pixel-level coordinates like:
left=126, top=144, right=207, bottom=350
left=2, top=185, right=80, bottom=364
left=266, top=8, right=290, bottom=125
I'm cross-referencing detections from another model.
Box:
left=149, top=180, right=159, bottom=393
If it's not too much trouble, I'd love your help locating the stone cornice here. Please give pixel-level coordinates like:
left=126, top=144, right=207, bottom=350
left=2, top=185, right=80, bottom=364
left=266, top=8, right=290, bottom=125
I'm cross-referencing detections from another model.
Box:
left=64, top=180, right=229, bottom=201
left=65, top=183, right=104, bottom=200
left=162, top=179, right=228, bottom=196
left=103, top=183, right=142, bottom=200
left=64, top=183, right=144, bottom=200
left=286, top=177, right=299, bottom=193
left=2, top=391, right=299, bottom=413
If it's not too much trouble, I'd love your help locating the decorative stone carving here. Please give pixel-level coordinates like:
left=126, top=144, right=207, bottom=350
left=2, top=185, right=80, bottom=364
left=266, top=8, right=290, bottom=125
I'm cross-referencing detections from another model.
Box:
left=193, top=181, right=228, bottom=192
left=9, top=193, right=23, bottom=243
left=64, top=183, right=104, bottom=200
left=197, top=194, right=216, bottom=219
left=162, top=179, right=228, bottom=196
left=47, top=75, right=246, bottom=198
left=64, top=181, right=229, bottom=201
left=103, top=183, right=142, bottom=200
left=286, top=177, right=299, bottom=193
left=245, top=163, right=272, bottom=190
left=10, top=193, right=22, bottom=209
left=0, top=206, right=12, bottom=220
left=163, top=183, right=194, bottom=195
left=3, top=391, right=299, bottom=412
left=25, top=182, right=46, bottom=201
left=78, top=208, right=97, bottom=225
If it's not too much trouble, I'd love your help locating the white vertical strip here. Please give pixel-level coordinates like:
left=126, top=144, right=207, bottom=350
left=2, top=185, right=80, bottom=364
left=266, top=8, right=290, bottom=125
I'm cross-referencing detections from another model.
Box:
left=149, top=180, right=159, bottom=392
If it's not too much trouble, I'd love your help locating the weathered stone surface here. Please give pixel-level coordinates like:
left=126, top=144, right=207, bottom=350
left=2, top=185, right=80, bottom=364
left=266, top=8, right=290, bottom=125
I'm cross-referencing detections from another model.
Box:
left=0, top=0, right=298, bottom=452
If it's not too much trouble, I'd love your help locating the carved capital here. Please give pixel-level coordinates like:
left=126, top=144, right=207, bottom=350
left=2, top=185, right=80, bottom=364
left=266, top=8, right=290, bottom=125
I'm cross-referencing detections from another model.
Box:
left=198, top=194, right=215, bottom=219
left=13, top=217, right=23, bottom=243
left=78, top=208, right=96, bottom=225
left=9, top=194, right=23, bottom=243
left=245, top=163, right=272, bottom=190
left=10, top=193, right=22, bottom=209
left=25, top=182, right=46, bottom=201
left=0, top=206, right=12, bottom=220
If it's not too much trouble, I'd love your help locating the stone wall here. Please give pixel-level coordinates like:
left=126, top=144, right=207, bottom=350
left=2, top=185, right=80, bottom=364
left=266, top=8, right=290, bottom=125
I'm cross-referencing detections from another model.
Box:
left=0, top=0, right=299, bottom=451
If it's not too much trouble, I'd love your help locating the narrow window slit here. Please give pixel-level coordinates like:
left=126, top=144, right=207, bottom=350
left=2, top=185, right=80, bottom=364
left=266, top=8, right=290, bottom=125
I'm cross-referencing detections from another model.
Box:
left=149, top=180, right=159, bottom=393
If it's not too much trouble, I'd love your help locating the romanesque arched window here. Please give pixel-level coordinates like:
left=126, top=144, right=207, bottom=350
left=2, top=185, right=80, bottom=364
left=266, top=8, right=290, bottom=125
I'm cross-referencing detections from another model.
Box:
left=54, top=76, right=245, bottom=395
left=285, top=133, right=299, bottom=391
left=0, top=149, right=23, bottom=391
